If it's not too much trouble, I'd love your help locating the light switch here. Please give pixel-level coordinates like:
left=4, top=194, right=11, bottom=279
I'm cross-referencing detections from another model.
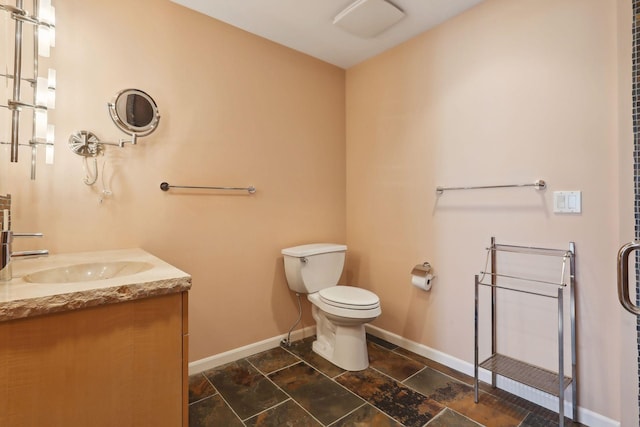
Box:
left=553, top=191, right=582, bottom=214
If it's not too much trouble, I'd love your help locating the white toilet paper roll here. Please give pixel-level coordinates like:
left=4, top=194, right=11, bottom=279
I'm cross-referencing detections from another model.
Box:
left=412, top=273, right=433, bottom=291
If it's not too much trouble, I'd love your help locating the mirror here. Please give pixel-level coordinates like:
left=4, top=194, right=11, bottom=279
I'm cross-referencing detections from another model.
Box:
left=108, top=89, right=160, bottom=137
left=68, top=89, right=161, bottom=188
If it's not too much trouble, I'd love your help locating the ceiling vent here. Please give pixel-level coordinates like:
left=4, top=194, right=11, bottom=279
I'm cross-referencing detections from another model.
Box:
left=333, top=0, right=405, bottom=38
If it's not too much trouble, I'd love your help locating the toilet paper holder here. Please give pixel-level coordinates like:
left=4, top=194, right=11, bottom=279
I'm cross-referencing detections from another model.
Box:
left=411, top=262, right=432, bottom=277
left=411, top=262, right=434, bottom=291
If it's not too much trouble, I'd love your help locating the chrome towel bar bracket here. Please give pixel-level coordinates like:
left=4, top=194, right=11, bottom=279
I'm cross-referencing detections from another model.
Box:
left=160, top=182, right=256, bottom=194
left=436, top=179, right=546, bottom=195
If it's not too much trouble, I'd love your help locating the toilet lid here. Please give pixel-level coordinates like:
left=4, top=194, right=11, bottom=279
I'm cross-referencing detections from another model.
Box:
left=319, top=286, right=380, bottom=310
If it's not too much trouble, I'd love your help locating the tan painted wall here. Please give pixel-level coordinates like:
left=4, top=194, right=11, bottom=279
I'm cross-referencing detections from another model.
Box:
left=0, top=0, right=346, bottom=361
left=346, top=0, right=624, bottom=420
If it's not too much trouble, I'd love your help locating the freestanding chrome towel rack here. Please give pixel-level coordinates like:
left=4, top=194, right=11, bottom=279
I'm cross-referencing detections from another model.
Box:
left=160, top=182, right=256, bottom=194
left=436, top=179, right=546, bottom=195
left=474, top=237, right=576, bottom=427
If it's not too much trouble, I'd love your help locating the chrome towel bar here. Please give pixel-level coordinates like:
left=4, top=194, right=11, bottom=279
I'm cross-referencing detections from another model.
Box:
left=160, top=182, right=256, bottom=194
left=436, top=179, right=546, bottom=195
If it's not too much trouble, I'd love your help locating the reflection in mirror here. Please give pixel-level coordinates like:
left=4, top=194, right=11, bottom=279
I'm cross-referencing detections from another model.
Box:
left=123, top=93, right=154, bottom=127
left=108, top=89, right=160, bottom=138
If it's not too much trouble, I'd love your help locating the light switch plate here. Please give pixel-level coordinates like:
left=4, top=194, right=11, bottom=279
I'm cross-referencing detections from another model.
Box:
left=553, top=191, right=581, bottom=213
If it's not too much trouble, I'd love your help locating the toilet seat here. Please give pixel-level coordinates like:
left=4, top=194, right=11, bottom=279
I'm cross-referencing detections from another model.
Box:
left=319, top=286, right=380, bottom=310
left=308, top=291, right=381, bottom=321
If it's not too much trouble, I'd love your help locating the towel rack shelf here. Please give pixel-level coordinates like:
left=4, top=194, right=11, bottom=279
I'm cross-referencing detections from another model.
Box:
left=479, top=354, right=572, bottom=397
left=474, top=237, right=577, bottom=427
left=436, top=179, right=546, bottom=195
left=160, top=182, right=256, bottom=194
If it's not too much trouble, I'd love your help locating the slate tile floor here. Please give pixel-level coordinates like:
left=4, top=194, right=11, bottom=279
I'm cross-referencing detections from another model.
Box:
left=189, top=335, right=585, bottom=427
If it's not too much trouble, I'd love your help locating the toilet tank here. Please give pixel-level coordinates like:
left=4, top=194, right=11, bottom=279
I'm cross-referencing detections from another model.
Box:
left=281, top=243, right=347, bottom=294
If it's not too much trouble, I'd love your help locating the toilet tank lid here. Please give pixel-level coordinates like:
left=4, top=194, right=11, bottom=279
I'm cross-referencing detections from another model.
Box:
left=281, top=243, right=347, bottom=257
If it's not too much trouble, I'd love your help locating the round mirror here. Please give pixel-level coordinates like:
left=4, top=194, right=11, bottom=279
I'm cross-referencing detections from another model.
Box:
left=108, top=89, right=160, bottom=137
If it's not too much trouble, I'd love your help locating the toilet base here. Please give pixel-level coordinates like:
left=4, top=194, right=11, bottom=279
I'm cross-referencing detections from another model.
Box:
left=311, top=306, right=370, bottom=371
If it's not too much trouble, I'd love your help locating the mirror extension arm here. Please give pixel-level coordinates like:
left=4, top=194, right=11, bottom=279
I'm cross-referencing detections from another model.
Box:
left=100, top=133, right=138, bottom=148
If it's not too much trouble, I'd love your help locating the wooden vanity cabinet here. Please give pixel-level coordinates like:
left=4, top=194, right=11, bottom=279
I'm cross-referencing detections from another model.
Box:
left=0, top=291, right=189, bottom=427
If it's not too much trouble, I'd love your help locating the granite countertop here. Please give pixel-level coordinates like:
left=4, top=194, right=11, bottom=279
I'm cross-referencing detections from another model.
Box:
left=0, top=248, right=192, bottom=321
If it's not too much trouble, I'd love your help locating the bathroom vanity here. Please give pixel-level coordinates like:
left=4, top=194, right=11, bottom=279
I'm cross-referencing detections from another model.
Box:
left=0, top=248, right=191, bottom=427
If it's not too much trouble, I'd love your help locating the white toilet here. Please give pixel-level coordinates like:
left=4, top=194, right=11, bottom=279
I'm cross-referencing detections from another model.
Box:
left=281, top=243, right=381, bottom=371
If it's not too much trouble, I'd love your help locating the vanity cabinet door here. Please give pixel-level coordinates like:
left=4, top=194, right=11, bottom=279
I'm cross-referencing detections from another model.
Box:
left=0, top=292, right=187, bottom=427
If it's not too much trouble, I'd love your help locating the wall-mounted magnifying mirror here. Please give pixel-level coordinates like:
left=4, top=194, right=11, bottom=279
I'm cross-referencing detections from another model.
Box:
left=108, top=89, right=160, bottom=143
left=68, top=89, right=161, bottom=188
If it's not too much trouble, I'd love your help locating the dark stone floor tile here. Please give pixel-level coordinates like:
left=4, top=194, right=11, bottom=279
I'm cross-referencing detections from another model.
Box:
left=269, top=362, right=364, bottom=425
left=188, top=394, right=243, bottom=427
left=331, top=403, right=403, bottom=426
left=244, top=399, right=322, bottom=427
left=438, top=385, right=527, bottom=427
left=203, top=359, right=288, bottom=420
left=247, top=346, right=301, bottom=374
left=366, top=333, right=398, bottom=350
left=404, top=366, right=467, bottom=397
left=336, top=368, right=444, bottom=427
left=520, top=412, right=557, bottom=427
left=394, top=347, right=476, bottom=386
left=189, top=373, right=217, bottom=404
left=404, top=363, right=569, bottom=427
left=367, top=342, right=425, bottom=382
left=406, top=368, right=527, bottom=427
left=191, top=336, right=582, bottom=427
left=426, top=408, right=482, bottom=426
left=520, top=412, right=584, bottom=427
left=483, top=385, right=585, bottom=426
left=284, top=336, right=346, bottom=378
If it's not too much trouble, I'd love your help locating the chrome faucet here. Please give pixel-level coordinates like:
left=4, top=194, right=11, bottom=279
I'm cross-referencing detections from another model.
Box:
left=0, top=230, right=49, bottom=281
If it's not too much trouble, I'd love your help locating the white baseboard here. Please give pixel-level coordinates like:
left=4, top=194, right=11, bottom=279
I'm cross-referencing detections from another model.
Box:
left=188, top=326, right=316, bottom=376
left=365, top=324, right=620, bottom=427
left=188, top=324, right=619, bottom=427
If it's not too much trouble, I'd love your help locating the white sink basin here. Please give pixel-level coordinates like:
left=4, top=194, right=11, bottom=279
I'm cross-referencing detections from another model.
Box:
left=23, top=261, right=154, bottom=284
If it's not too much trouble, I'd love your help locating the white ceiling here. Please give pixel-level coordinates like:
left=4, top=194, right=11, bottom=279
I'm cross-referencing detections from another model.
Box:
left=170, top=0, right=485, bottom=69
